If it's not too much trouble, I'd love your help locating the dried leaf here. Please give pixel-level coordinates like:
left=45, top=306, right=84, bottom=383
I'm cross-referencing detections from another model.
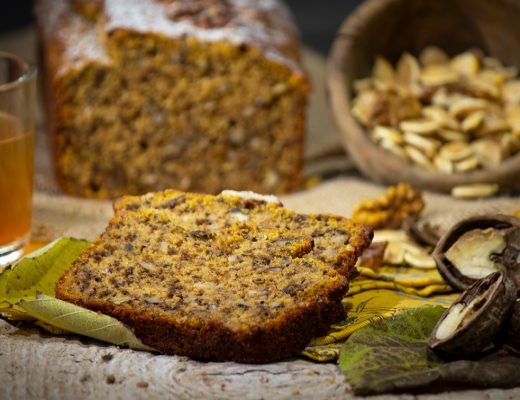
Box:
left=18, top=293, right=154, bottom=351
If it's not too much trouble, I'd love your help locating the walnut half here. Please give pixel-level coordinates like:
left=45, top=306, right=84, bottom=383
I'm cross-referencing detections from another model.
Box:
left=352, top=183, right=425, bottom=229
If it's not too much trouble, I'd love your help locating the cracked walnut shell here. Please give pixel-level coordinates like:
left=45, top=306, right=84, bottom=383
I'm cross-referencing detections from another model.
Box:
left=352, top=183, right=425, bottom=229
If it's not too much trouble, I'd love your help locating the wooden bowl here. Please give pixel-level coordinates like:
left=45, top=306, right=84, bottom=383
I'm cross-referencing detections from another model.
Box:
left=327, top=0, right=520, bottom=193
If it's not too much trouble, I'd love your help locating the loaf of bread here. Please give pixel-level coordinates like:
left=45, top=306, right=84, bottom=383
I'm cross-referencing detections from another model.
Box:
left=35, top=0, right=308, bottom=199
left=55, top=190, right=372, bottom=363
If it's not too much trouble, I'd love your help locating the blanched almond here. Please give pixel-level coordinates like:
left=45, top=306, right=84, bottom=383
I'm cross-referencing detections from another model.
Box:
left=422, top=106, right=459, bottom=130
left=451, top=183, right=499, bottom=198
left=461, top=110, right=486, bottom=132
left=405, top=145, right=435, bottom=170
left=449, top=97, right=488, bottom=118
left=380, top=138, right=409, bottom=160
left=421, top=65, right=459, bottom=86
left=437, top=129, right=468, bottom=142
left=397, top=53, right=421, bottom=87
left=399, top=119, right=439, bottom=135
left=501, top=133, right=520, bottom=154
left=372, top=125, right=403, bottom=144
left=506, top=106, right=520, bottom=130
left=373, top=229, right=410, bottom=243
left=439, top=141, right=472, bottom=161
left=373, top=56, right=395, bottom=83
left=471, top=139, right=506, bottom=169
left=479, top=69, right=507, bottom=85
left=454, top=156, right=479, bottom=172
left=433, top=155, right=454, bottom=174
left=404, top=251, right=437, bottom=269
left=404, top=132, right=440, bottom=157
left=450, top=52, right=480, bottom=76
left=477, top=116, right=509, bottom=136
left=353, top=78, right=373, bottom=93
left=466, top=75, right=500, bottom=98
left=502, top=80, right=520, bottom=105
left=383, top=241, right=406, bottom=264
left=352, top=91, right=379, bottom=125
left=432, top=89, right=465, bottom=108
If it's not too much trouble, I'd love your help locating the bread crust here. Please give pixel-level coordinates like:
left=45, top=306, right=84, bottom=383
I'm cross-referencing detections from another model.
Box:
left=56, top=278, right=347, bottom=363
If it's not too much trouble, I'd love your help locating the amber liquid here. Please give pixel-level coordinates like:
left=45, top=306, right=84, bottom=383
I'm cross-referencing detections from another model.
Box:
left=0, top=112, right=34, bottom=247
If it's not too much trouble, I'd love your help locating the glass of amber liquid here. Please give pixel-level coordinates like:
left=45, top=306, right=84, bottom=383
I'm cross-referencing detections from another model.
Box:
left=0, top=52, right=36, bottom=266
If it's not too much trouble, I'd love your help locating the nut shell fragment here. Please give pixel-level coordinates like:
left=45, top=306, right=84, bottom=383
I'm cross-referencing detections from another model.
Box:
left=429, top=271, right=517, bottom=357
left=402, top=216, right=441, bottom=247
left=433, top=215, right=520, bottom=291
left=504, top=301, right=520, bottom=355
left=358, top=242, right=387, bottom=270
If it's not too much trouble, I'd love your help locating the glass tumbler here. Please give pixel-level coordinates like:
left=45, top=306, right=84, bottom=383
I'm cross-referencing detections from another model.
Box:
left=0, top=51, right=36, bottom=266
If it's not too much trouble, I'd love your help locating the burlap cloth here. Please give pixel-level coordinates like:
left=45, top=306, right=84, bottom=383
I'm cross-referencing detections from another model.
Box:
left=2, top=26, right=520, bottom=400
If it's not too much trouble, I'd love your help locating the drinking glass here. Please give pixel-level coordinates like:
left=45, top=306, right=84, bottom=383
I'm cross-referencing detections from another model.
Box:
left=0, top=51, right=36, bottom=266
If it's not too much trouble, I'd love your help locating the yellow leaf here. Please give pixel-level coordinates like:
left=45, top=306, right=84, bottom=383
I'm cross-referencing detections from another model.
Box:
left=18, top=293, right=154, bottom=351
left=0, top=237, right=90, bottom=315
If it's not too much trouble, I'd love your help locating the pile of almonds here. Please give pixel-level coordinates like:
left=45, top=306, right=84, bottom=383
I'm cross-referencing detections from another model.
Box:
left=352, top=47, right=520, bottom=175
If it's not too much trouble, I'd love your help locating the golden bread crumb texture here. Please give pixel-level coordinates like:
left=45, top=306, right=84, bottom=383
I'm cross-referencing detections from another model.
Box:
left=56, top=190, right=372, bottom=362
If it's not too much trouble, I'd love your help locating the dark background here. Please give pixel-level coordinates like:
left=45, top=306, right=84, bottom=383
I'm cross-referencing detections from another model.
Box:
left=1, top=0, right=363, bottom=55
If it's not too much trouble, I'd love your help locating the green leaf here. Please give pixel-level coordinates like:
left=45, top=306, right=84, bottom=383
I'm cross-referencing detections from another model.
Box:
left=0, top=238, right=155, bottom=352
left=339, top=306, right=520, bottom=395
left=0, top=238, right=90, bottom=316
left=339, top=306, right=445, bottom=395
left=18, top=293, right=154, bottom=351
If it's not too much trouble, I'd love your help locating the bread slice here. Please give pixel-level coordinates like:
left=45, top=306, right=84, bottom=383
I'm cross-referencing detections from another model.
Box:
left=56, top=190, right=372, bottom=363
